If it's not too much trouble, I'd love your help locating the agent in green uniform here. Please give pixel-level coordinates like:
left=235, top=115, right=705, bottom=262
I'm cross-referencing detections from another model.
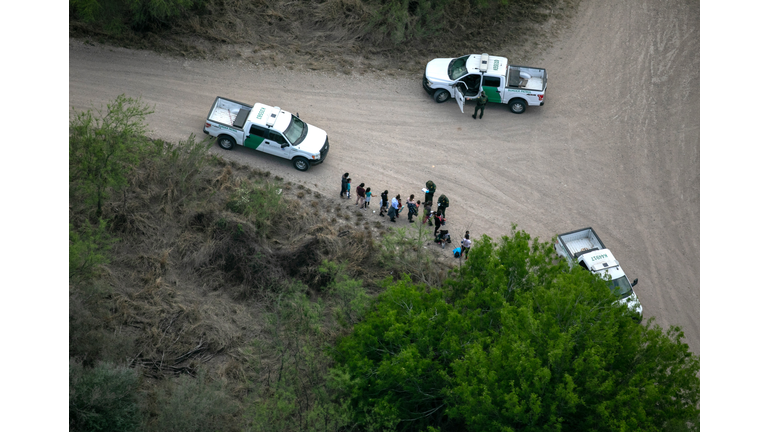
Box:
left=424, top=180, right=436, bottom=207
left=437, top=194, right=449, bottom=218
left=472, top=91, right=488, bottom=120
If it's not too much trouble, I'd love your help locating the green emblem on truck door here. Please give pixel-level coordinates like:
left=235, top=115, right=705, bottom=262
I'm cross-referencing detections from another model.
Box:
left=244, top=134, right=265, bottom=150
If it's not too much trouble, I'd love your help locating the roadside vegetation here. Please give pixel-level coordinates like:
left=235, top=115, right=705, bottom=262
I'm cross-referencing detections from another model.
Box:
left=69, top=0, right=575, bottom=73
left=69, top=95, right=699, bottom=431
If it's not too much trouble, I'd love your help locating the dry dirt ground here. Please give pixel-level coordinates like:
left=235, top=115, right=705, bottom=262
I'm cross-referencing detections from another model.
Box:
left=69, top=0, right=700, bottom=353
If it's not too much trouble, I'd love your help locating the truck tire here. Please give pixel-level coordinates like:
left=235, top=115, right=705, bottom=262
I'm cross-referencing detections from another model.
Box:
left=433, top=89, right=450, bottom=103
left=217, top=135, right=235, bottom=150
left=509, top=99, right=527, bottom=114
left=293, top=157, right=310, bottom=171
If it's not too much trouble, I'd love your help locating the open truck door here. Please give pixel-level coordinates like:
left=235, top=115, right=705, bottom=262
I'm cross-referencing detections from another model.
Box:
left=453, top=82, right=467, bottom=113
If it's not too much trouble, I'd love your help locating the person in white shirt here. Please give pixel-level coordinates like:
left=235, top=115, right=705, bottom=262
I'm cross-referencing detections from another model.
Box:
left=388, top=194, right=401, bottom=222
left=461, top=231, right=472, bottom=259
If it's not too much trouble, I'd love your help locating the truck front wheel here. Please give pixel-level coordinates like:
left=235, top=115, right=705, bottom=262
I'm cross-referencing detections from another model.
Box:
left=217, top=135, right=235, bottom=150
left=433, top=89, right=450, bottom=103
left=293, top=157, right=310, bottom=171
left=509, top=99, right=527, bottom=114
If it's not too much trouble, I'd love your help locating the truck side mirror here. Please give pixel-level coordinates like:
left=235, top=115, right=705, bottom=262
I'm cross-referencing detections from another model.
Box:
left=281, top=143, right=289, bottom=148
left=631, top=278, right=638, bottom=287
left=296, top=112, right=299, bottom=118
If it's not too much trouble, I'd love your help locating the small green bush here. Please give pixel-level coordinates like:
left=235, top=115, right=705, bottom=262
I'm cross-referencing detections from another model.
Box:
left=147, top=372, right=239, bottom=432
left=69, top=360, right=142, bottom=432
left=226, top=181, right=285, bottom=235
left=69, top=219, right=117, bottom=280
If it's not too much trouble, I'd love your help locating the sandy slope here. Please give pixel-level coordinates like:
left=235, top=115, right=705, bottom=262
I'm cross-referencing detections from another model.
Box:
left=69, top=0, right=699, bottom=353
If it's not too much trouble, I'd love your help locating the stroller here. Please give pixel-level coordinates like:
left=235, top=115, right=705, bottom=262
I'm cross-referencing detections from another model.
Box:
left=434, top=229, right=451, bottom=249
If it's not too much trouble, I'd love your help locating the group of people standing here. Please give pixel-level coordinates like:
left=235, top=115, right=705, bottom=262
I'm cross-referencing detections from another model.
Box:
left=339, top=173, right=470, bottom=258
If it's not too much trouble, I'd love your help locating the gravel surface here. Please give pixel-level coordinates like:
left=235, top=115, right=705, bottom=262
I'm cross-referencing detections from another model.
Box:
left=69, top=0, right=700, bottom=353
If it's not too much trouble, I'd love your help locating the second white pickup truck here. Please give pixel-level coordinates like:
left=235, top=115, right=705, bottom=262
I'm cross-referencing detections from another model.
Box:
left=422, top=53, right=547, bottom=114
left=203, top=97, right=329, bottom=171
left=555, top=228, right=643, bottom=321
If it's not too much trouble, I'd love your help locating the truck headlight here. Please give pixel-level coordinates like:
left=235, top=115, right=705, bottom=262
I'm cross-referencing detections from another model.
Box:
left=426, top=80, right=433, bottom=87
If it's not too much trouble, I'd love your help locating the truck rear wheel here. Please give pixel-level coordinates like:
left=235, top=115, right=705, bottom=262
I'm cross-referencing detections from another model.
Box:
left=293, top=157, right=310, bottom=171
left=433, top=89, right=449, bottom=103
left=217, top=135, right=235, bottom=150
left=509, top=99, right=527, bottom=114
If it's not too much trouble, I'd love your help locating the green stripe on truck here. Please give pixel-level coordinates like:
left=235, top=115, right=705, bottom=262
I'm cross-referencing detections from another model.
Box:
left=482, top=86, right=502, bottom=103
left=244, top=135, right=265, bottom=150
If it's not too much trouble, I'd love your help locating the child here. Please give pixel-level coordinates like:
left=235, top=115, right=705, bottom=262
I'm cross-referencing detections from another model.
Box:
left=453, top=246, right=462, bottom=258
left=365, top=187, right=375, bottom=209
left=461, top=231, right=471, bottom=259
left=422, top=201, right=433, bottom=225
left=379, top=190, right=389, bottom=216
left=346, top=178, right=352, bottom=199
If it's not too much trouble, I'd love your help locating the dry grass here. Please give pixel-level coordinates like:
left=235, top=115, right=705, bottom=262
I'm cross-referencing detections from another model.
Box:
left=70, top=0, right=577, bottom=75
left=72, top=138, right=390, bottom=393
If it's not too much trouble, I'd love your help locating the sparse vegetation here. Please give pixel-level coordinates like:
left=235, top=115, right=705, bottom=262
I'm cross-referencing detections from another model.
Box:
left=70, top=0, right=575, bottom=74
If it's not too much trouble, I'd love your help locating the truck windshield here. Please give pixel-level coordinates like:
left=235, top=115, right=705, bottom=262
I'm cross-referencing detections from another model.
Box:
left=283, top=115, right=307, bottom=145
left=608, top=276, right=633, bottom=299
left=448, top=55, right=470, bottom=80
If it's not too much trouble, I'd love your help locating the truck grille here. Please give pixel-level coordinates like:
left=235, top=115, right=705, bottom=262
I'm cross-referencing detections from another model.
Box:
left=320, top=138, right=329, bottom=160
left=422, top=72, right=435, bottom=95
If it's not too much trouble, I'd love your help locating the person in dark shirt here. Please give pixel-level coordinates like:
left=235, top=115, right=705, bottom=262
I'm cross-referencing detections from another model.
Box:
left=379, top=190, right=389, bottom=217
left=424, top=180, right=436, bottom=208
left=433, top=212, right=445, bottom=237
left=340, top=172, right=349, bottom=198
left=437, top=194, right=449, bottom=218
left=356, top=183, right=366, bottom=208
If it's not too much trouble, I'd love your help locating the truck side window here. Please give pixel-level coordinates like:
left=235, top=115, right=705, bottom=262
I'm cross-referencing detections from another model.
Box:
left=250, top=125, right=268, bottom=137
left=483, top=76, right=501, bottom=88
left=268, top=130, right=287, bottom=145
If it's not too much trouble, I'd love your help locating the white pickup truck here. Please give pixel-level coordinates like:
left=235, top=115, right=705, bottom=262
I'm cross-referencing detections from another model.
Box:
left=555, top=228, right=643, bottom=321
left=203, top=97, right=329, bottom=171
left=422, top=53, right=547, bottom=114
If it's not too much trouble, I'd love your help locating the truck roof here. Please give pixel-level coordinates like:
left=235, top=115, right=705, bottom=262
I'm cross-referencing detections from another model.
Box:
left=466, top=54, right=508, bottom=77
left=580, top=249, right=620, bottom=272
left=247, top=103, right=292, bottom=132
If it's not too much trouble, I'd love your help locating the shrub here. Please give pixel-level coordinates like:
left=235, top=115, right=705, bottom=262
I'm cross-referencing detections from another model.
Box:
left=70, top=0, right=206, bottom=32
left=69, top=94, right=154, bottom=217
left=69, top=360, right=142, bottom=432
left=226, top=181, right=285, bottom=235
left=69, top=219, right=117, bottom=280
left=147, top=372, right=239, bottom=432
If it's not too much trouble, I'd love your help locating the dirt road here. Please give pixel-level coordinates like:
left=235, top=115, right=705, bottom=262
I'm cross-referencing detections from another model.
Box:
left=69, top=0, right=700, bottom=353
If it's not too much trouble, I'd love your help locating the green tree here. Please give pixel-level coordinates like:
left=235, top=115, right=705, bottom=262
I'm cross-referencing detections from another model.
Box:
left=70, top=94, right=154, bottom=217
left=333, top=228, right=699, bottom=431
